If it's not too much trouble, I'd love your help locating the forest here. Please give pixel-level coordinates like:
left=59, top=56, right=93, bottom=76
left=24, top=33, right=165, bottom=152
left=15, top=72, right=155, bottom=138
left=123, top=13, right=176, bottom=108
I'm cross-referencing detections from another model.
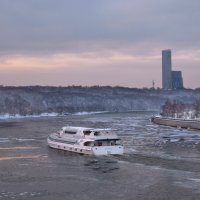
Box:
left=0, top=86, right=200, bottom=116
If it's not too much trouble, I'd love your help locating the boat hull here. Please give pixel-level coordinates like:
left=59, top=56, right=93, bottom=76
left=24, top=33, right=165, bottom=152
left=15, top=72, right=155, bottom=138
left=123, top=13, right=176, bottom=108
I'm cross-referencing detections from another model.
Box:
left=92, top=146, right=123, bottom=155
left=47, top=138, right=124, bottom=156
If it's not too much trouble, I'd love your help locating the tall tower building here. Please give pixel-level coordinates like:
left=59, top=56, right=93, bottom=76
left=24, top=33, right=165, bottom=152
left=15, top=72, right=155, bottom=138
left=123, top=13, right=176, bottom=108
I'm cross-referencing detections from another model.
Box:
left=172, top=71, right=184, bottom=89
left=162, top=49, right=172, bottom=90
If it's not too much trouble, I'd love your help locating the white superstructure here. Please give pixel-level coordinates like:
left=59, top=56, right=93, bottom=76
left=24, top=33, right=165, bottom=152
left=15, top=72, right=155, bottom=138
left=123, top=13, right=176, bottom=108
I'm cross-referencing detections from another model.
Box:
left=47, top=126, right=124, bottom=155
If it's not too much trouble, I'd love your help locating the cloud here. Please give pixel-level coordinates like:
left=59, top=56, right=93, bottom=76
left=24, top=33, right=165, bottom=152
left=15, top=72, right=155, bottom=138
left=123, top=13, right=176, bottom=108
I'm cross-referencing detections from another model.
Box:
left=0, top=50, right=159, bottom=70
left=0, top=0, right=200, bottom=55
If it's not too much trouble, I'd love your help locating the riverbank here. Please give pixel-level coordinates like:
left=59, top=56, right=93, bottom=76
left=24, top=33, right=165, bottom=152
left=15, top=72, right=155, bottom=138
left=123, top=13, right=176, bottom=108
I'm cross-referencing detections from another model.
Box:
left=151, top=116, right=200, bottom=130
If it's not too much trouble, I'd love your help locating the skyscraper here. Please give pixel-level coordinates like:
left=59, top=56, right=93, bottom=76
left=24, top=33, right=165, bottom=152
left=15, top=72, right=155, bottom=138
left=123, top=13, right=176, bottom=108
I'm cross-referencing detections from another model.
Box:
left=162, top=49, right=172, bottom=90
left=172, top=71, right=184, bottom=89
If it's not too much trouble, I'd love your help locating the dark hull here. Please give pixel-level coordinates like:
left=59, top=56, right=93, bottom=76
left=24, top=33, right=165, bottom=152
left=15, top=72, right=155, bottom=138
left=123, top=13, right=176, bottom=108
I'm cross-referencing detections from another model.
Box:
left=151, top=116, right=200, bottom=130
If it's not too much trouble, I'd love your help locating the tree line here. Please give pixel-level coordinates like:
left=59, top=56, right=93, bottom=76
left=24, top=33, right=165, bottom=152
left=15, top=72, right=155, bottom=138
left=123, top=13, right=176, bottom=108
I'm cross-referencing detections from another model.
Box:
left=161, top=99, right=200, bottom=118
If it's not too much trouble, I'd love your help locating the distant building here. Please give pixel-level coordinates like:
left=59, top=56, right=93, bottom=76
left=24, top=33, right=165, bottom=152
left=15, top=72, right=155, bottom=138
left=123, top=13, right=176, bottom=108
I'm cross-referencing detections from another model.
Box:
left=162, top=49, right=172, bottom=90
left=172, top=71, right=183, bottom=89
left=162, top=49, right=184, bottom=90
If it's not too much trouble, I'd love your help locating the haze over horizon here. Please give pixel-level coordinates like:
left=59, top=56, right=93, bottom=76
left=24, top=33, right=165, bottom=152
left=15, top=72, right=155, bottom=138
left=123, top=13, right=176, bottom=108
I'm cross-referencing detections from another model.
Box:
left=0, top=0, right=200, bottom=88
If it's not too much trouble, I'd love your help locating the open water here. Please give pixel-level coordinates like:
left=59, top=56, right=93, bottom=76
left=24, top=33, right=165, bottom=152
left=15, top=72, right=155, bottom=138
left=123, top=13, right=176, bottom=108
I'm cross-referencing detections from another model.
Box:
left=0, top=111, right=200, bottom=200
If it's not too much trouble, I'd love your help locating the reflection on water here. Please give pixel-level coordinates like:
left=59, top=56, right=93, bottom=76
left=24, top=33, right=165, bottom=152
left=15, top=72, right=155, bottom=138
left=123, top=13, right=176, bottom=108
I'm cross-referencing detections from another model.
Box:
left=0, top=146, right=39, bottom=150
left=0, top=155, right=45, bottom=161
left=0, top=112, right=200, bottom=200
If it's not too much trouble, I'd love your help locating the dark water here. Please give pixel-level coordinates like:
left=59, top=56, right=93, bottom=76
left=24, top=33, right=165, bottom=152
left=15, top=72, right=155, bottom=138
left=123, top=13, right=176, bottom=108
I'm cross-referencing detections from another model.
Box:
left=0, top=112, right=200, bottom=200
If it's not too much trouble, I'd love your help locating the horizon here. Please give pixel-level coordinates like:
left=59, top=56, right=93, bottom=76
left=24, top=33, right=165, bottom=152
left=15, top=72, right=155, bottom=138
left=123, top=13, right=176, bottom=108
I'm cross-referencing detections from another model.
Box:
left=1, top=84, right=200, bottom=90
left=0, top=0, right=200, bottom=88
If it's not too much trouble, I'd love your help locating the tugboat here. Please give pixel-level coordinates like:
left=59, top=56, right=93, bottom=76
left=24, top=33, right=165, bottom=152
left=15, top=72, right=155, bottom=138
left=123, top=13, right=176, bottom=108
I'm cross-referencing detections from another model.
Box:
left=47, top=126, right=124, bottom=155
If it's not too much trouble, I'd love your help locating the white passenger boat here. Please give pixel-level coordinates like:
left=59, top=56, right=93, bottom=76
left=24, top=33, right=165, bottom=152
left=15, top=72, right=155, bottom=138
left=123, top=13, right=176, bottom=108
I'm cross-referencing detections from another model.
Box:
left=47, top=126, right=124, bottom=155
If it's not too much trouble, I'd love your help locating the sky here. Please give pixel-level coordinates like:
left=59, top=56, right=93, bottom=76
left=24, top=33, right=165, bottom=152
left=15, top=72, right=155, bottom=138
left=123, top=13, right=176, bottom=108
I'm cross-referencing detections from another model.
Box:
left=0, top=0, right=200, bottom=88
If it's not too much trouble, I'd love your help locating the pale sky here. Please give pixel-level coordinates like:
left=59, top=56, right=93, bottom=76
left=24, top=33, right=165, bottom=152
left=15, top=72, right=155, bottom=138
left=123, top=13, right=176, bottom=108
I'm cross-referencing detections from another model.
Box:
left=0, top=0, right=200, bottom=88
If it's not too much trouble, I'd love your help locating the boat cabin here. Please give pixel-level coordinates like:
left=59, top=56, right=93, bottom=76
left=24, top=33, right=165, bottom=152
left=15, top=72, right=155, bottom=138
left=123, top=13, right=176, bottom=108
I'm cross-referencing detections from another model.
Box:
left=83, top=139, right=121, bottom=147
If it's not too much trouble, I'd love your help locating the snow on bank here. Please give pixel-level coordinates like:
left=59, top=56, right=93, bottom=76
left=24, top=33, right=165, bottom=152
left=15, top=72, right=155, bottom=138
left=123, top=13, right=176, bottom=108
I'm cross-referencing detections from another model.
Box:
left=0, top=112, right=60, bottom=120
left=74, top=111, right=108, bottom=115
left=0, top=111, right=108, bottom=120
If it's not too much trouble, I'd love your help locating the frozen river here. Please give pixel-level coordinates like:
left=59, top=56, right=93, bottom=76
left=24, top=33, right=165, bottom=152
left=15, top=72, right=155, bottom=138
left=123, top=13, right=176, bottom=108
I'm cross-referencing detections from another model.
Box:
left=0, top=111, right=200, bottom=200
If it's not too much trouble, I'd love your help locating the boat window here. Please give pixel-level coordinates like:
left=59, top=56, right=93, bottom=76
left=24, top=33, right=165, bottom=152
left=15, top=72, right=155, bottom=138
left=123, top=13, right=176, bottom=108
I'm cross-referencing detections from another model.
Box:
left=83, top=130, right=91, bottom=135
left=115, top=140, right=121, bottom=145
left=64, top=130, right=76, bottom=134
left=94, top=131, right=100, bottom=136
left=97, top=141, right=102, bottom=146
left=84, top=141, right=93, bottom=146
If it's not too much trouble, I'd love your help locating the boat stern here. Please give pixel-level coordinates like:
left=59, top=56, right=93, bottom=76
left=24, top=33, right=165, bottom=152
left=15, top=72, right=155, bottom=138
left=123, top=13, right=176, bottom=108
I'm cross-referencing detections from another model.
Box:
left=92, top=145, right=124, bottom=156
